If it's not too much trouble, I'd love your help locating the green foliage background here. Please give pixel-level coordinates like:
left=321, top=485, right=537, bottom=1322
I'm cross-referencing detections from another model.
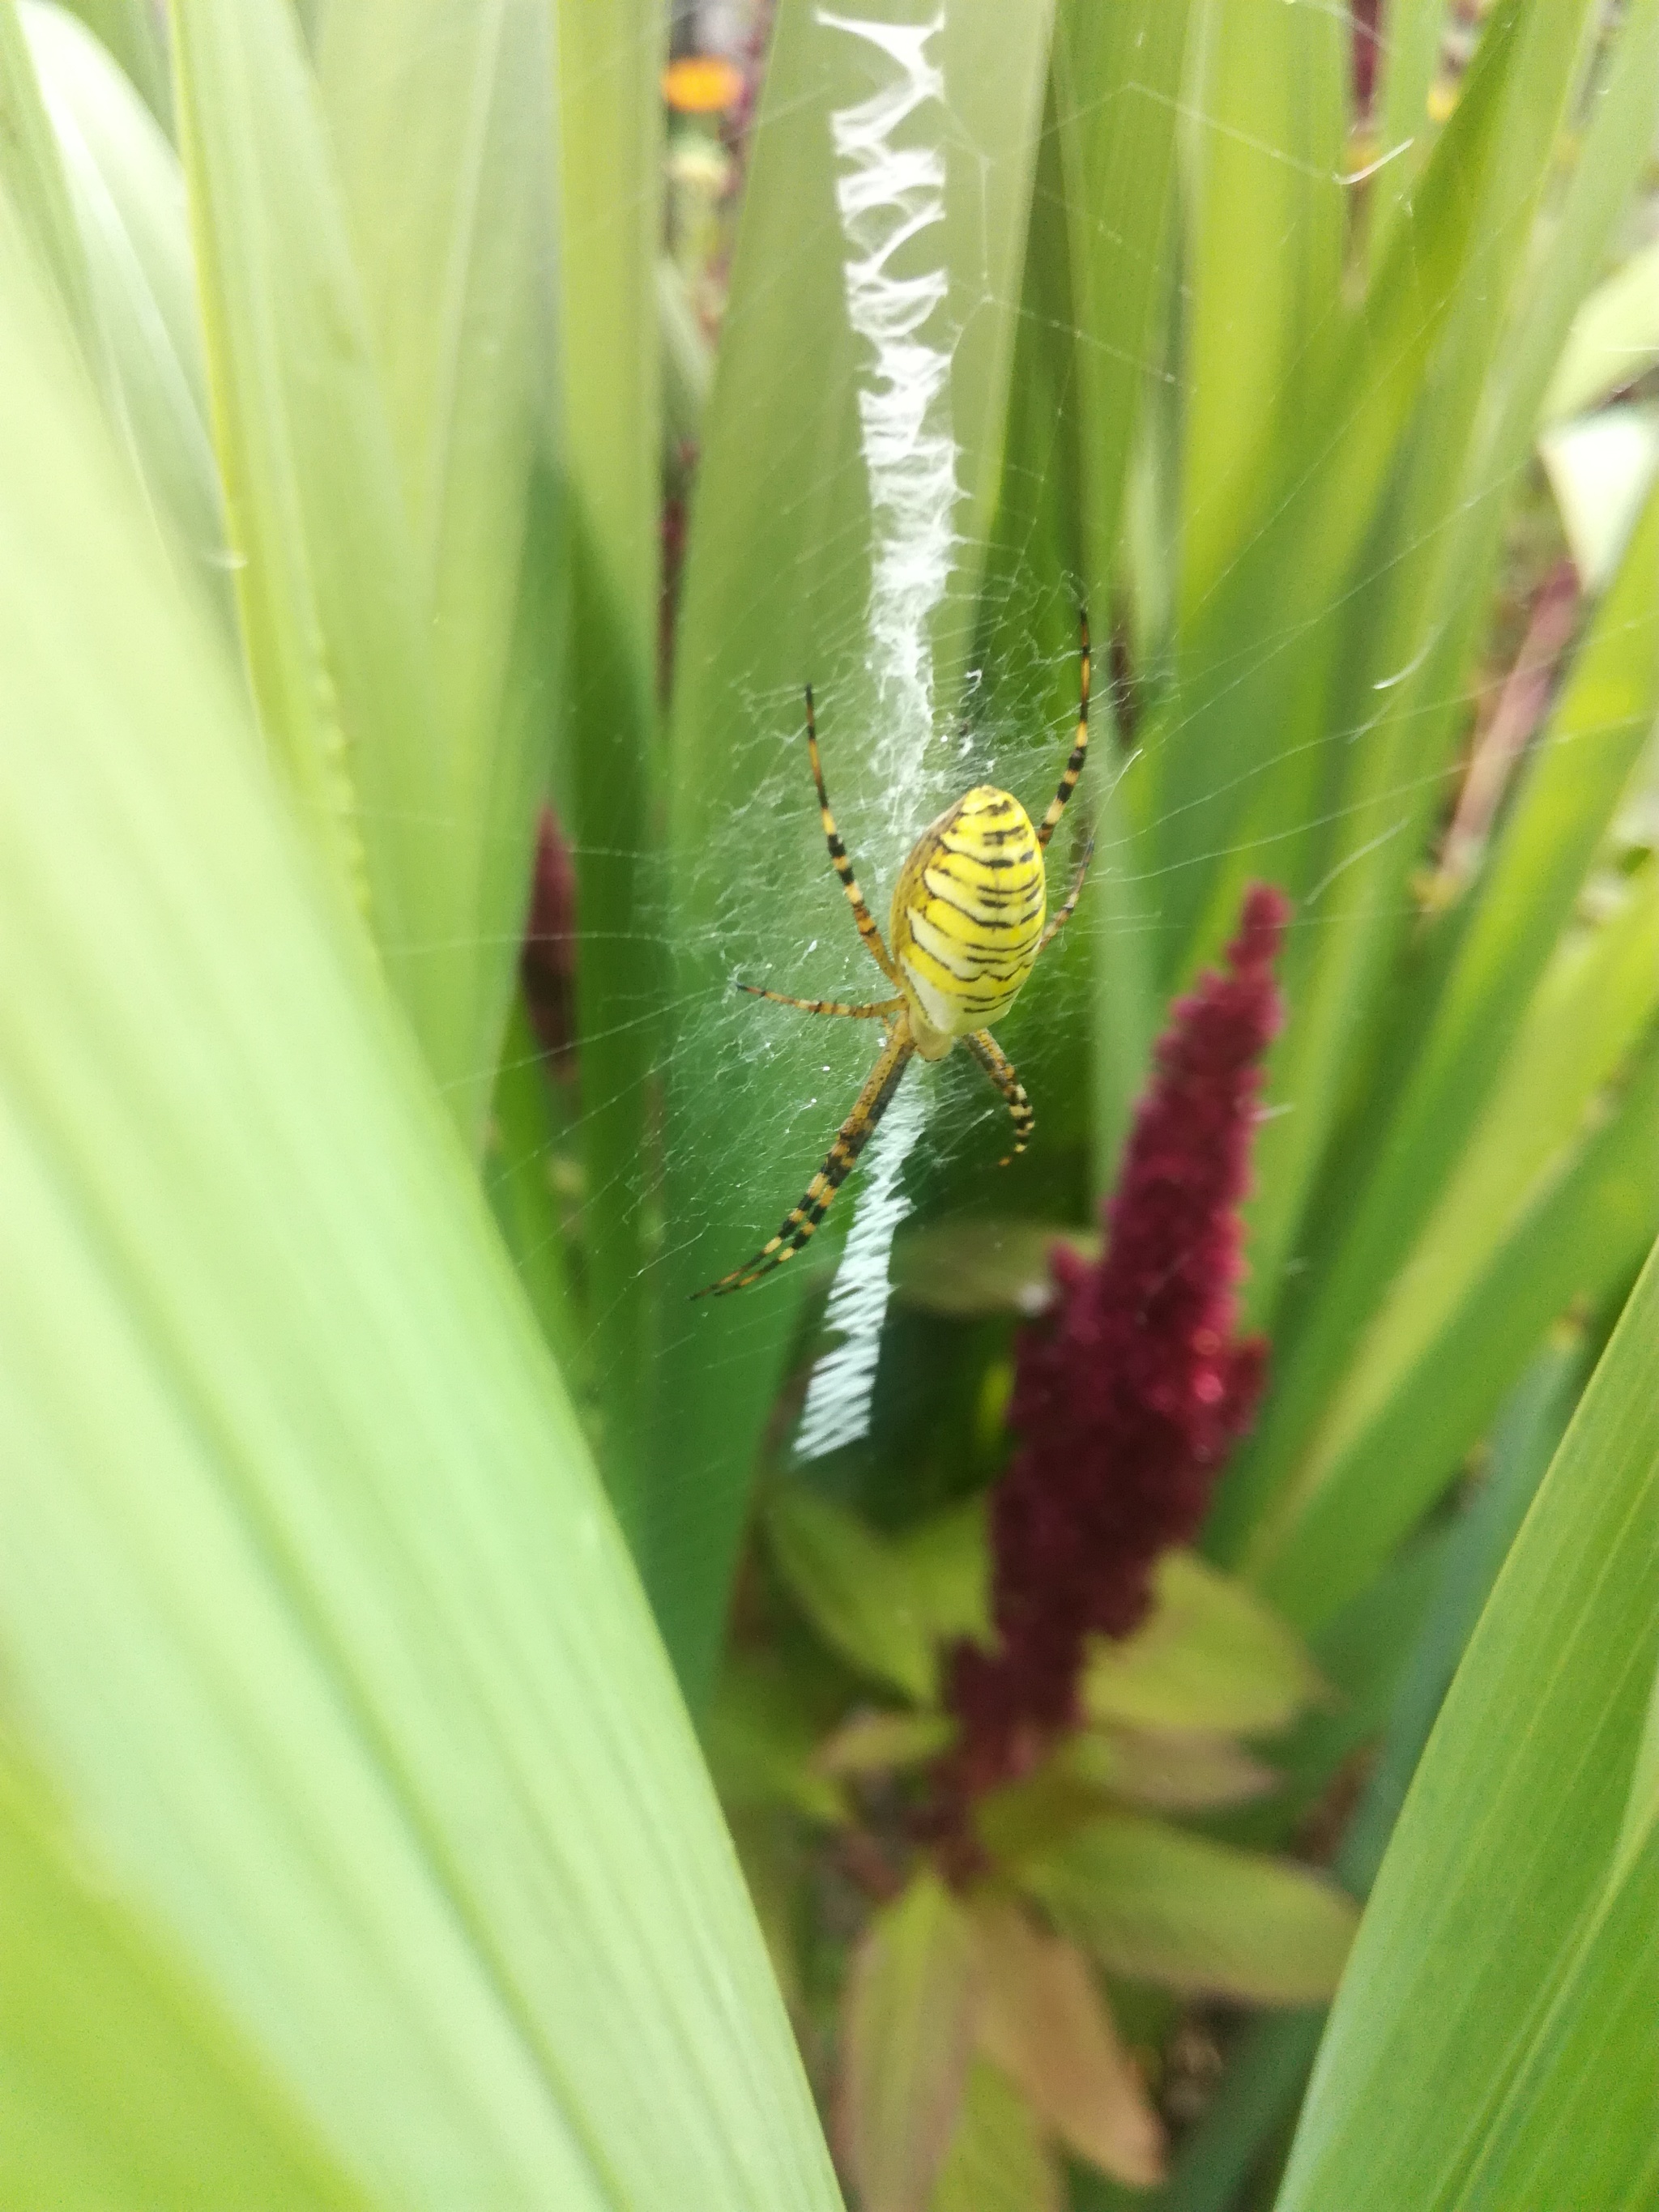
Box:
left=0, top=0, right=1656, bottom=2206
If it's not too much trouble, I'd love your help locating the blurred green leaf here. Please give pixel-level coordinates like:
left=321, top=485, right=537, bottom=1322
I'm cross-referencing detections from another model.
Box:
left=814, top=1708, right=954, bottom=1779
left=0, top=1746, right=370, bottom=2211
left=931, top=2060, right=1062, bottom=2212
left=1544, top=232, right=1659, bottom=424
left=703, top=1656, right=847, bottom=1822
left=1176, top=0, right=1346, bottom=632
left=1275, top=1233, right=1659, bottom=2212
left=170, top=0, right=477, bottom=1121
left=1024, top=1814, right=1357, bottom=2005
left=550, top=0, right=663, bottom=1537
left=1241, top=0, right=1659, bottom=1319
left=1541, top=401, right=1659, bottom=590
left=53, top=0, right=168, bottom=127
left=766, top=1486, right=938, bottom=1704
left=0, top=0, right=94, bottom=344
left=893, top=1218, right=1096, bottom=1317
left=1224, top=468, right=1659, bottom=1570
left=1065, top=1728, right=1277, bottom=1815
left=1258, top=1038, right=1658, bottom=1630
left=839, top=1873, right=979, bottom=2212
left=892, top=1495, right=992, bottom=1647
left=971, top=1895, right=1165, bottom=2186
left=318, top=0, right=557, bottom=1140
left=1081, top=1552, right=1329, bottom=1739
left=24, top=1, right=228, bottom=616
left=1155, top=1338, right=1587, bottom=2212
left=0, top=211, right=838, bottom=2208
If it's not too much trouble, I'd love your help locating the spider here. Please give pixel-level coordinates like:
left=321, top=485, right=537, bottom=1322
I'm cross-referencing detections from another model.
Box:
left=695, top=609, right=1094, bottom=1298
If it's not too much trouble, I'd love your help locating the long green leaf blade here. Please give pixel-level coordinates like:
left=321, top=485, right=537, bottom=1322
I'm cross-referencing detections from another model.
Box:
left=318, top=0, right=557, bottom=1137
left=1273, top=1235, right=1659, bottom=2211
left=169, top=0, right=476, bottom=1121
left=0, top=216, right=838, bottom=2210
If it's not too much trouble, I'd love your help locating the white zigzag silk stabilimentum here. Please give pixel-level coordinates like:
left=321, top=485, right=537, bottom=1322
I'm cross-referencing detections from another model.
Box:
left=794, top=1076, right=928, bottom=1461
left=796, top=6, right=958, bottom=1454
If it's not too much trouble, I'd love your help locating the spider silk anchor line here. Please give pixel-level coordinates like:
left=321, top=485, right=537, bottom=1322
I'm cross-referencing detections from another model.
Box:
left=795, top=5, right=958, bottom=1461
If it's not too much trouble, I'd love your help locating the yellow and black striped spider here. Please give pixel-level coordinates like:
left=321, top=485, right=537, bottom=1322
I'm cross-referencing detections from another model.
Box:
left=696, top=611, right=1094, bottom=1298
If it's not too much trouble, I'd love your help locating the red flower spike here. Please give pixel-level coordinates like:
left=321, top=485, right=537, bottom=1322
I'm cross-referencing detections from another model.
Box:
left=941, top=884, right=1291, bottom=1803
left=522, top=805, right=579, bottom=1074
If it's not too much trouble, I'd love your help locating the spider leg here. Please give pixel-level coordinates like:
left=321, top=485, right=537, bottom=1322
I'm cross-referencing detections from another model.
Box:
left=1037, top=605, right=1091, bottom=851
left=965, top=1030, right=1034, bottom=1164
left=1038, top=831, right=1094, bottom=954
left=693, top=1025, right=916, bottom=1296
left=737, top=983, right=905, bottom=1020
left=804, top=684, right=902, bottom=984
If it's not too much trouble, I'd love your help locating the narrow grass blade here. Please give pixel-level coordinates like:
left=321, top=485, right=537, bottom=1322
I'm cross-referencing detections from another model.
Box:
left=1256, top=1027, right=1659, bottom=1630
left=1145, top=0, right=1542, bottom=957
left=650, top=0, right=1054, bottom=1704
left=1222, top=476, right=1659, bottom=1567
left=1175, top=0, right=1347, bottom=633
left=1282, top=872, right=1657, bottom=1503
left=1241, top=0, right=1659, bottom=1314
left=169, top=0, right=475, bottom=1120
left=1053, top=0, right=1192, bottom=631
left=0, top=222, right=838, bottom=2210
left=1273, top=1235, right=1659, bottom=2212
left=318, top=0, right=557, bottom=1143
left=549, top=0, right=665, bottom=1538
left=1047, top=0, right=1193, bottom=1185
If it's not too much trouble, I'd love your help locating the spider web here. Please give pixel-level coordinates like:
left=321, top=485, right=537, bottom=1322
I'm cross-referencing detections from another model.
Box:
left=428, top=1, right=1646, bottom=1537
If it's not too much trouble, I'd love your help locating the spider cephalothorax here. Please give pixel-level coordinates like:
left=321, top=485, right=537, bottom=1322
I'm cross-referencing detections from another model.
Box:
left=695, top=612, right=1094, bottom=1296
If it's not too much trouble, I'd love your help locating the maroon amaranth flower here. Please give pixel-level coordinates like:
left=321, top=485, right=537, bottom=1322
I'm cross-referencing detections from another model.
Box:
left=942, top=884, right=1292, bottom=1802
left=521, top=805, right=579, bottom=1076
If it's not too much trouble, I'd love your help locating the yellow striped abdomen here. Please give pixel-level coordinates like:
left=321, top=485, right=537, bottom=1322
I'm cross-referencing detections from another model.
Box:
left=889, top=786, right=1046, bottom=1058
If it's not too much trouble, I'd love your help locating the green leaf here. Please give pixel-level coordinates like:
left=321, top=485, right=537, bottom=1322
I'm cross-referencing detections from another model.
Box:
left=931, top=2061, right=1062, bottom=2212
left=1235, top=0, right=1652, bottom=1318
left=766, top=1486, right=938, bottom=1704
left=1081, top=1552, right=1329, bottom=1739
left=970, top=1894, right=1166, bottom=2185
left=0, top=0, right=94, bottom=347
left=23, top=1, right=228, bottom=616
left=1152, top=1340, right=1589, bottom=2212
left=1065, top=1727, right=1277, bottom=1815
left=0, top=214, right=838, bottom=2208
left=51, top=0, right=169, bottom=128
left=893, top=1218, right=1097, bottom=1318
left=838, top=1873, right=979, bottom=2212
left=649, top=0, right=1057, bottom=1707
left=0, top=1746, right=369, bottom=2211
left=1222, top=467, right=1659, bottom=1568
left=1023, top=1814, right=1358, bottom=2005
left=1274, top=1234, right=1659, bottom=2211
left=317, top=0, right=557, bottom=1144
left=169, top=0, right=476, bottom=1123
left=814, top=1708, right=955, bottom=1779
left=702, top=1655, right=847, bottom=1822
left=548, top=0, right=663, bottom=1537
left=1544, top=232, right=1659, bottom=424
left=892, top=1495, right=992, bottom=1648
left=1175, top=0, right=1347, bottom=632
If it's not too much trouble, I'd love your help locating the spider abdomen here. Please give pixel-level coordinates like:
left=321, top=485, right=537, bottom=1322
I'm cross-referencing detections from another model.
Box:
left=890, top=785, right=1046, bottom=1055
